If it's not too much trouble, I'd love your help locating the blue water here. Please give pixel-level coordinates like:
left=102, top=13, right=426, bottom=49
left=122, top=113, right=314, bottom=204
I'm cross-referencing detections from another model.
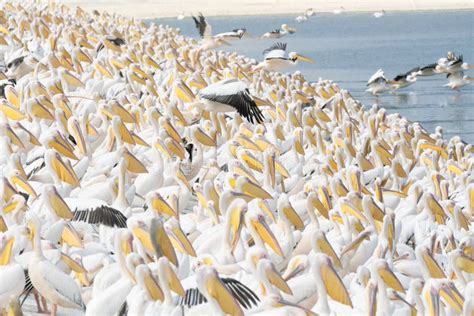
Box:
left=153, top=11, right=474, bottom=142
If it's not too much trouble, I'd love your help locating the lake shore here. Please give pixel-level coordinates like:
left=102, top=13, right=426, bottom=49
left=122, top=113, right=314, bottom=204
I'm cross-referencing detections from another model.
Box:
left=57, top=0, right=474, bottom=19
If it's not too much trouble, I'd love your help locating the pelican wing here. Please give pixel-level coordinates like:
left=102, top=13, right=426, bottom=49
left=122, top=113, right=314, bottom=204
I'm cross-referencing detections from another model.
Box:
left=73, top=205, right=127, bottom=228
left=200, top=80, right=264, bottom=124
left=367, top=69, right=386, bottom=85
left=263, top=42, right=287, bottom=59
left=420, top=63, right=437, bottom=71
left=448, top=54, right=463, bottom=67
left=192, top=13, right=212, bottom=39
left=177, top=278, right=259, bottom=309
left=40, top=260, right=85, bottom=309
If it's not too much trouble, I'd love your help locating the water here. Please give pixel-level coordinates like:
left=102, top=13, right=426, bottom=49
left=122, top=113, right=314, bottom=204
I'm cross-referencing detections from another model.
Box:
left=153, top=11, right=474, bottom=143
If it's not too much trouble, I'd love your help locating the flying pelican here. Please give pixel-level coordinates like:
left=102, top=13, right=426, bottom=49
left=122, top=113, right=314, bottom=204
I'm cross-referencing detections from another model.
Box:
left=191, top=13, right=230, bottom=49
left=444, top=71, right=473, bottom=90
left=214, top=28, right=248, bottom=42
left=254, top=42, right=314, bottom=72
left=188, top=78, right=265, bottom=124
left=366, top=69, right=390, bottom=95
left=260, top=24, right=296, bottom=39
left=390, top=67, right=419, bottom=90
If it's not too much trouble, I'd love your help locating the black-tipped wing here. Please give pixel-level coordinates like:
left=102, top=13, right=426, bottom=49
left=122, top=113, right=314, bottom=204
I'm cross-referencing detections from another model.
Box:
left=177, top=278, right=259, bottom=309
left=263, top=42, right=287, bottom=55
left=192, top=13, right=207, bottom=38
left=448, top=54, right=463, bottom=66
left=73, top=205, right=127, bottom=228
left=201, top=89, right=264, bottom=124
left=420, top=63, right=437, bottom=71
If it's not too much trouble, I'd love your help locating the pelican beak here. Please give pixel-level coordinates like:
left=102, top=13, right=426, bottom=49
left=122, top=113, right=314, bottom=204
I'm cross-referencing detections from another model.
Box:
left=0, top=217, right=6, bottom=233
left=123, top=149, right=148, bottom=173
left=341, top=230, right=371, bottom=255
left=240, top=178, right=272, bottom=200
left=176, top=167, right=192, bottom=191
left=424, top=287, right=440, bottom=316
left=148, top=192, right=178, bottom=218
left=0, top=102, right=25, bottom=120
left=3, top=198, right=18, bottom=214
left=167, top=223, right=196, bottom=257
left=229, top=205, right=246, bottom=252
left=282, top=257, right=306, bottom=281
left=258, top=199, right=276, bottom=223
left=275, top=161, right=290, bottom=178
left=61, top=69, right=84, bottom=88
left=273, top=295, right=317, bottom=316
left=341, top=201, right=368, bottom=223
left=175, top=81, right=195, bottom=103
left=114, top=118, right=135, bottom=145
left=61, top=224, right=82, bottom=247
left=282, top=205, right=304, bottom=230
left=60, top=252, right=86, bottom=273
left=422, top=251, right=446, bottom=278
left=29, top=98, right=54, bottom=120
left=439, top=283, right=464, bottom=313
left=50, top=152, right=80, bottom=187
left=132, top=226, right=154, bottom=252
left=150, top=218, right=178, bottom=265
left=162, top=261, right=186, bottom=297
left=314, top=232, right=342, bottom=268
left=94, top=60, right=113, bottom=79
left=163, top=119, right=182, bottom=145
left=4, top=86, right=20, bottom=108
left=10, top=174, right=37, bottom=200
left=48, top=135, right=78, bottom=160
left=140, top=266, right=164, bottom=301
left=296, top=54, right=314, bottom=63
left=165, top=138, right=185, bottom=159
left=239, top=151, right=263, bottom=172
left=377, top=263, right=405, bottom=293
left=265, top=263, right=293, bottom=295
left=0, top=236, right=14, bottom=266
left=251, top=216, right=284, bottom=257
left=68, top=119, right=87, bottom=155
left=320, top=257, right=353, bottom=307
left=111, top=102, right=135, bottom=124
left=205, top=271, right=243, bottom=316
left=194, top=127, right=216, bottom=147
left=267, top=151, right=276, bottom=188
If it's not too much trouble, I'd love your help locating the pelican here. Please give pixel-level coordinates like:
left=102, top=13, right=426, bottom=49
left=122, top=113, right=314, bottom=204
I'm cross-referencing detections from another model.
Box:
left=189, top=79, right=265, bottom=124
left=390, top=67, right=419, bottom=91
left=214, top=28, right=248, bottom=42
left=366, top=69, right=390, bottom=95
left=260, top=24, right=296, bottom=39
left=27, top=215, right=85, bottom=316
left=373, top=10, right=386, bottom=18
left=191, top=13, right=230, bottom=49
left=444, top=71, right=473, bottom=90
left=255, top=42, right=314, bottom=72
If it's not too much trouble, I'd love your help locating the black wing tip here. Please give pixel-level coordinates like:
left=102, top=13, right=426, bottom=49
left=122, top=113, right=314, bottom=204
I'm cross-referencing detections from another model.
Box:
left=263, top=42, right=287, bottom=55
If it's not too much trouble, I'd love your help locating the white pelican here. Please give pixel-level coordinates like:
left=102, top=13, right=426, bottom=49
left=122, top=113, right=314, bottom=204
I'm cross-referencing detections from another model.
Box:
left=373, top=10, right=386, bottom=18
left=366, top=69, right=390, bottom=95
left=0, top=233, right=25, bottom=312
left=390, top=67, right=419, bottom=91
left=444, top=71, right=473, bottom=90
left=260, top=24, right=296, bottom=39
left=255, top=42, right=314, bottom=72
left=190, top=79, right=265, bottom=124
left=191, top=13, right=230, bottom=49
left=27, top=215, right=85, bottom=316
left=214, top=28, right=248, bottom=42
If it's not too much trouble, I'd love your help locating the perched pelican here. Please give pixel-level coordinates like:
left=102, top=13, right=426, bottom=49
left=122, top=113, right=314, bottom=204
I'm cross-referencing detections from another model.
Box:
left=255, top=42, right=314, bottom=72
left=260, top=24, right=296, bottom=39
left=190, top=79, right=265, bottom=124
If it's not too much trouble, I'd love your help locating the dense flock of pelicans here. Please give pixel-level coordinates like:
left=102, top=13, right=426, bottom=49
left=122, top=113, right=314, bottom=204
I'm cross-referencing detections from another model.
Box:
left=0, top=2, right=473, bottom=316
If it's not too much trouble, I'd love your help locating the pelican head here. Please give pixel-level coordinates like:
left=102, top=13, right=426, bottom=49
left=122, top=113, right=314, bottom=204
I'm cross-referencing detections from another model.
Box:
left=288, top=52, right=314, bottom=64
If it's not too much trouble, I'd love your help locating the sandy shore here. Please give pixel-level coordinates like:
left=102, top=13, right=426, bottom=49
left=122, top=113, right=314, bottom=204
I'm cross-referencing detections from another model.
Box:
left=57, top=0, right=474, bottom=19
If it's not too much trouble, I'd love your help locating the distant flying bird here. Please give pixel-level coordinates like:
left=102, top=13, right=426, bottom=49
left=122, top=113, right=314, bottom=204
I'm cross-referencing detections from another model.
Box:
left=366, top=69, right=390, bottom=95
left=254, top=42, right=314, bottom=72
left=373, top=10, right=385, bottom=18
left=333, top=6, right=345, bottom=14
left=444, top=71, right=473, bottom=90
left=192, top=13, right=231, bottom=49
left=260, top=24, right=296, bottom=39
left=214, top=28, right=248, bottom=42
left=191, top=79, right=265, bottom=124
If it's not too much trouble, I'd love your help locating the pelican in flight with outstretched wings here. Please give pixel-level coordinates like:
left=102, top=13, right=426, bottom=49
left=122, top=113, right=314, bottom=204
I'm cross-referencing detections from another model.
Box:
left=192, top=13, right=231, bottom=50
left=254, top=42, right=314, bottom=72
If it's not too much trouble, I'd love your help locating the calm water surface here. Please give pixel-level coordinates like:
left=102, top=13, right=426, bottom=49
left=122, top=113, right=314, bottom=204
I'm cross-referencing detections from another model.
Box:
left=154, top=11, right=474, bottom=142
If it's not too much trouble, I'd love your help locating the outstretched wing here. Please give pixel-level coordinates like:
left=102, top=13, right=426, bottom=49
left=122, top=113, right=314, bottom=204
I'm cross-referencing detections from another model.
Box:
left=177, top=278, right=259, bottom=309
left=192, top=13, right=208, bottom=38
left=73, top=205, right=127, bottom=228
left=263, top=42, right=287, bottom=56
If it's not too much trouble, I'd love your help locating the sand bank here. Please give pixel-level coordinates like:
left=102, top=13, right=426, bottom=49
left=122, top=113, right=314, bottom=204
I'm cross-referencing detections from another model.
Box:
left=57, top=0, right=474, bottom=19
